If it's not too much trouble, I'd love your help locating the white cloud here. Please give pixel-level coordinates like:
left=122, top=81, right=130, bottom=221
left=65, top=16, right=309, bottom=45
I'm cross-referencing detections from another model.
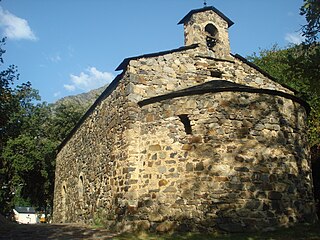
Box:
left=63, top=84, right=76, bottom=92
left=285, top=32, right=305, bottom=45
left=0, top=6, right=37, bottom=41
left=49, top=53, right=61, bottom=63
left=64, top=67, right=114, bottom=92
left=54, top=91, right=61, bottom=97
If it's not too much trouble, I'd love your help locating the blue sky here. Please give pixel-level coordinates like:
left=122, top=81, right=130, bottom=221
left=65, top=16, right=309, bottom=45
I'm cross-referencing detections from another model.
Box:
left=0, top=0, right=306, bottom=103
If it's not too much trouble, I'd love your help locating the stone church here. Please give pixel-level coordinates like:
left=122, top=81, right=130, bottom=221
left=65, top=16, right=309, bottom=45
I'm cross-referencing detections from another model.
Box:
left=53, top=6, right=317, bottom=232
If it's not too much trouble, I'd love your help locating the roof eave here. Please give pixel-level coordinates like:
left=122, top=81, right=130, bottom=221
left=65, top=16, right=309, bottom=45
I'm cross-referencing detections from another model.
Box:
left=232, top=53, right=299, bottom=94
left=178, top=6, right=234, bottom=27
left=115, top=44, right=199, bottom=71
left=138, top=80, right=310, bottom=114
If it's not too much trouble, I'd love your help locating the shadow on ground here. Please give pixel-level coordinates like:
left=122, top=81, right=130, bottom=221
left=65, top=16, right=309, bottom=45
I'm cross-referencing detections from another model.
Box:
left=113, top=223, right=320, bottom=240
left=0, top=223, right=118, bottom=240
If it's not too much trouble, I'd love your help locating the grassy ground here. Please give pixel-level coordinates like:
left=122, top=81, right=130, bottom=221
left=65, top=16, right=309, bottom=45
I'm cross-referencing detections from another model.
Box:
left=113, top=223, right=320, bottom=240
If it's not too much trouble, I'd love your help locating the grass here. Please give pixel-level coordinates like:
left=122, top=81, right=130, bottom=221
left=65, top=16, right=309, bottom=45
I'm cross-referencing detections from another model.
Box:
left=112, top=223, right=320, bottom=240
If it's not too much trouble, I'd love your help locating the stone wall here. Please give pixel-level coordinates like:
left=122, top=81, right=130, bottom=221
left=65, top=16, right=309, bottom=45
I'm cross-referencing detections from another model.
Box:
left=183, top=9, right=231, bottom=58
left=127, top=92, right=315, bottom=232
left=125, top=48, right=294, bottom=103
left=53, top=22, right=317, bottom=231
left=53, top=72, right=134, bottom=223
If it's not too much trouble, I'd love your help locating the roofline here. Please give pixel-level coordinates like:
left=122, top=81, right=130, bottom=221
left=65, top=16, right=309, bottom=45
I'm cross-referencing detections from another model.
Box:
left=56, top=72, right=124, bottom=153
left=138, top=80, right=310, bottom=114
left=57, top=44, right=200, bottom=153
left=56, top=49, right=302, bottom=153
left=14, top=211, right=36, bottom=214
left=232, top=53, right=299, bottom=94
left=178, top=6, right=234, bottom=27
left=14, top=207, right=36, bottom=214
left=115, top=44, right=199, bottom=71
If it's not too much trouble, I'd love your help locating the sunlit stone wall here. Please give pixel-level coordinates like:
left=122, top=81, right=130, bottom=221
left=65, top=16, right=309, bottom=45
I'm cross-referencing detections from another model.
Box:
left=53, top=7, right=317, bottom=232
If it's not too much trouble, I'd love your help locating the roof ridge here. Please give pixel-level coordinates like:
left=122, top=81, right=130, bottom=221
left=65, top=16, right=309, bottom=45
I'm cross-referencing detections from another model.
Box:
left=232, top=53, right=298, bottom=93
left=115, top=44, right=199, bottom=71
left=178, top=6, right=234, bottom=27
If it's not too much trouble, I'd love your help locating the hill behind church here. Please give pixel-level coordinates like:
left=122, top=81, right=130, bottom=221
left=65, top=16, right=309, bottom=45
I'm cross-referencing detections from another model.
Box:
left=54, top=85, right=107, bottom=107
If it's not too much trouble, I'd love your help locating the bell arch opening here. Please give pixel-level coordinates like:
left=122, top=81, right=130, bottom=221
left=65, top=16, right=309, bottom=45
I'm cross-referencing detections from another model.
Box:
left=205, top=23, right=218, bottom=49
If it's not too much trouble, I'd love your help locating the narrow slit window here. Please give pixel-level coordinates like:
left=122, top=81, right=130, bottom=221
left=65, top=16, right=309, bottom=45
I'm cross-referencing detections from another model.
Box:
left=79, top=175, right=84, bottom=200
left=179, top=115, right=192, bottom=134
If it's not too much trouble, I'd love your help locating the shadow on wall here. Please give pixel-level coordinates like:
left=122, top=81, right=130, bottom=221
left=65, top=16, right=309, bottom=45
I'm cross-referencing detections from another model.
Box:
left=311, top=145, right=320, bottom=218
left=125, top=92, right=318, bottom=233
left=172, top=94, right=317, bottom=233
left=90, top=92, right=317, bottom=234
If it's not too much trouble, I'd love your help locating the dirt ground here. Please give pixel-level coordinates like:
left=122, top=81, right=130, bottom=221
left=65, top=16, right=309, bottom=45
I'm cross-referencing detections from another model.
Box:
left=0, top=222, right=119, bottom=240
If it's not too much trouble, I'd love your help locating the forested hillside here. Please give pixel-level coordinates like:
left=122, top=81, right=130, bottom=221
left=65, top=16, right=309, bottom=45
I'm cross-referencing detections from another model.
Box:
left=55, top=85, right=105, bottom=107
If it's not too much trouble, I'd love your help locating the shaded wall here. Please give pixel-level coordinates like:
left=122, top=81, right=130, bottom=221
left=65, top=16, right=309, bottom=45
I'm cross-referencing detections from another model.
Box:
left=128, top=92, right=316, bottom=232
left=53, top=74, right=134, bottom=224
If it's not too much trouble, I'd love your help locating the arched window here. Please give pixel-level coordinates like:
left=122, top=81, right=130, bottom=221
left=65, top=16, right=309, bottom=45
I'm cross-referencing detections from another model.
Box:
left=205, top=24, right=218, bottom=49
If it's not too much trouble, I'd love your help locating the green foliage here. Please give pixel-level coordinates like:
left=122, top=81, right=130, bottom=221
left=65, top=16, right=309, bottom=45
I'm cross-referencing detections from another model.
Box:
left=0, top=99, right=85, bottom=213
left=0, top=37, right=21, bottom=214
left=3, top=134, right=56, bottom=206
left=300, top=0, right=320, bottom=43
left=309, top=107, right=320, bottom=147
left=0, top=40, right=19, bottom=146
left=92, top=209, right=107, bottom=228
left=48, top=103, right=86, bottom=142
left=247, top=44, right=319, bottom=95
left=0, top=37, right=86, bottom=215
left=248, top=44, right=320, bottom=148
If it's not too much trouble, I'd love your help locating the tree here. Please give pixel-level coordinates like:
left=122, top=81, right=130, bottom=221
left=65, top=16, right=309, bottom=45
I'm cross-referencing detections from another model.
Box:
left=0, top=39, right=20, bottom=130
left=0, top=37, right=87, bottom=215
left=300, top=0, right=320, bottom=43
left=0, top=38, right=55, bottom=214
left=3, top=134, right=56, bottom=209
left=0, top=37, right=21, bottom=214
left=48, top=102, right=86, bottom=142
left=248, top=44, right=320, bottom=148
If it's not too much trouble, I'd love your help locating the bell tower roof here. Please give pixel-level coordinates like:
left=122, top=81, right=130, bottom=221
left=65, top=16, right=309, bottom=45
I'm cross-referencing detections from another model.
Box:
left=178, top=6, right=234, bottom=27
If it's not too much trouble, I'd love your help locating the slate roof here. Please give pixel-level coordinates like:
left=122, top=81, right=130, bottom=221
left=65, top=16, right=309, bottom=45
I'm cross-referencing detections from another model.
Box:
left=178, top=6, right=234, bottom=27
left=138, top=79, right=310, bottom=114
left=232, top=54, right=298, bottom=93
left=116, top=44, right=199, bottom=71
left=56, top=45, right=309, bottom=153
